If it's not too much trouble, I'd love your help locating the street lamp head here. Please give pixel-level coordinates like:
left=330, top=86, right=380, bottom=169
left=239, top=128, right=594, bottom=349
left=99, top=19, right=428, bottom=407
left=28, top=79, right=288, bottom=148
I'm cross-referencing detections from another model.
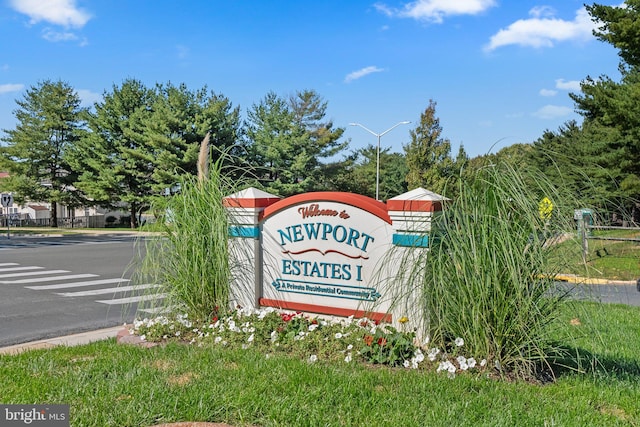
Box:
left=348, top=122, right=359, bottom=126
left=400, top=121, right=411, bottom=124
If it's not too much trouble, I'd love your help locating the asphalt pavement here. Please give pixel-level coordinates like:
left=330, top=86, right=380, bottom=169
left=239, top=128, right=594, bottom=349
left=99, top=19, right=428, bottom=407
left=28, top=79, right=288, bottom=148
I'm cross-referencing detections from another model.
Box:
left=0, top=229, right=638, bottom=355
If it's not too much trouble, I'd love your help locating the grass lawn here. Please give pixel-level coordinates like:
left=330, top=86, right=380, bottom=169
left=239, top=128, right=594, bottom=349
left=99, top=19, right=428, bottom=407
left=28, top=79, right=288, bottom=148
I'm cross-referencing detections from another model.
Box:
left=1, top=301, right=639, bottom=427
left=554, top=229, right=640, bottom=280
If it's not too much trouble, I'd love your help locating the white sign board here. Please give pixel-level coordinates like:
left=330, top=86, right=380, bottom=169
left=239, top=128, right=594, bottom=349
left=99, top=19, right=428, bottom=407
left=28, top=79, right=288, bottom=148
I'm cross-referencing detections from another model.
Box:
left=260, top=193, right=395, bottom=321
left=1, top=193, right=13, bottom=208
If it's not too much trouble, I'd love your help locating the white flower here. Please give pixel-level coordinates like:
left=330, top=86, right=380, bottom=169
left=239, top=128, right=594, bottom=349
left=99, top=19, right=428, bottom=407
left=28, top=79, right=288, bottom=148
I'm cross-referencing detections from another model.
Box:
left=139, top=335, right=146, bottom=342
left=347, top=344, right=353, bottom=351
left=447, top=371, right=456, bottom=379
left=438, top=360, right=457, bottom=375
left=414, top=350, right=425, bottom=363
left=403, top=360, right=410, bottom=368
left=334, top=332, right=343, bottom=339
left=308, top=354, right=318, bottom=363
left=454, top=337, right=464, bottom=347
left=308, top=324, right=319, bottom=332
left=345, top=353, right=352, bottom=363
left=427, top=348, right=440, bottom=362
left=270, top=331, right=278, bottom=342
left=467, top=358, right=477, bottom=369
left=214, top=336, right=222, bottom=344
left=175, top=331, right=181, bottom=337
left=480, top=359, right=487, bottom=367
left=247, top=333, right=254, bottom=342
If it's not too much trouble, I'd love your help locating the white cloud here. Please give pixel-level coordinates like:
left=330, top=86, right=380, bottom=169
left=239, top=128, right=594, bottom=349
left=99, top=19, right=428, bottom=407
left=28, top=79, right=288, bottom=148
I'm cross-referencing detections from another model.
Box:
left=0, top=83, right=24, bottom=94
left=375, top=0, right=496, bottom=23
left=539, top=88, right=557, bottom=97
left=76, top=89, right=101, bottom=107
left=485, top=6, right=594, bottom=51
left=555, top=78, right=581, bottom=91
left=9, top=0, right=91, bottom=28
left=344, top=66, right=385, bottom=83
left=42, top=28, right=78, bottom=42
left=532, top=105, right=573, bottom=119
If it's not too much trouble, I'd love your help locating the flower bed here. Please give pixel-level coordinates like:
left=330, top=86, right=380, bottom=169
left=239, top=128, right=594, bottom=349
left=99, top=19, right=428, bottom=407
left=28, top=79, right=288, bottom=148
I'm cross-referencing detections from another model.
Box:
left=128, top=307, right=487, bottom=379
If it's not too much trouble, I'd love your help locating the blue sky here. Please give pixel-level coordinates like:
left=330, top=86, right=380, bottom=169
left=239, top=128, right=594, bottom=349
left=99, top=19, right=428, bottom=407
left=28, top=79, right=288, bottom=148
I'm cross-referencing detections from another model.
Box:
left=0, top=0, right=622, bottom=158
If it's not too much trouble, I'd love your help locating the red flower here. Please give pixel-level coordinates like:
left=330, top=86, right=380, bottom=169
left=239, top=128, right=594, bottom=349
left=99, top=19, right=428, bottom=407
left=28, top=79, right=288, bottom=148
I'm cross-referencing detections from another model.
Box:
left=363, top=334, right=374, bottom=346
left=211, top=316, right=218, bottom=323
left=377, top=337, right=387, bottom=347
left=280, top=313, right=293, bottom=322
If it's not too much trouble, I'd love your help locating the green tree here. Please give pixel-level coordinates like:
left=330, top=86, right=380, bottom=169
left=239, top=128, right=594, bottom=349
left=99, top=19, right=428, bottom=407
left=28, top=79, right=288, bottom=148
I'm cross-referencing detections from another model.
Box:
left=568, top=68, right=640, bottom=217
left=67, top=78, right=156, bottom=228
left=144, top=83, right=242, bottom=191
left=289, top=89, right=347, bottom=190
left=404, top=100, right=456, bottom=196
left=587, top=1, right=640, bottom=69
left=0, top=79, right=87, bottom=227
left=321, top=145, right=408, bottom=199
left=558, top=1, right=640, bottom=219
left=245, top=90, right=346, bottom=196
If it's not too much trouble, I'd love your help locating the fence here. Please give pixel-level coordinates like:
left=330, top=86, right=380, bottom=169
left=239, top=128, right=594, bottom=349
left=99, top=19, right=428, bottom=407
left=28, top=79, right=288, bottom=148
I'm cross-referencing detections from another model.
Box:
left=0, top=215, right=106, bottom=228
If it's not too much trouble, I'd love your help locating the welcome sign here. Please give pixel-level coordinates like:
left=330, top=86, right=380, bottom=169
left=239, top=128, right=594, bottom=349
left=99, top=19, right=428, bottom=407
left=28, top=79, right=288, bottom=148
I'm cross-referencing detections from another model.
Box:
left=260, top=193, right=395, bottom=321
left=225, top=187, right=445, bottom=325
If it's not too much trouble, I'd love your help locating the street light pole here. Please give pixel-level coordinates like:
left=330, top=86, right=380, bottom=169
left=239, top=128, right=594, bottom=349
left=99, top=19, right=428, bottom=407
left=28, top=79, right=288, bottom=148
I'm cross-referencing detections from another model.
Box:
left=349, top=121, right=411, bottom=201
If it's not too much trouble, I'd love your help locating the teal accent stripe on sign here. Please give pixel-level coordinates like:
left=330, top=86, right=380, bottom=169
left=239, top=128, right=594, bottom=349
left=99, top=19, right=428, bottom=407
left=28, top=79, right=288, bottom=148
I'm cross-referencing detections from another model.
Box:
left=229, top=226, right=260, bottom=238
left=393, top=233, right=429, bottom=248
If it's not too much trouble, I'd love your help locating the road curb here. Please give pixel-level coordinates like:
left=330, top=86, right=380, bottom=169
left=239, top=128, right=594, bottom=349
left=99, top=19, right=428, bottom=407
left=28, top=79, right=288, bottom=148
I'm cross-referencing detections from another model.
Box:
left=0, top=326, right=123, bottom=355
left=555, top=274, right=636, bottom=286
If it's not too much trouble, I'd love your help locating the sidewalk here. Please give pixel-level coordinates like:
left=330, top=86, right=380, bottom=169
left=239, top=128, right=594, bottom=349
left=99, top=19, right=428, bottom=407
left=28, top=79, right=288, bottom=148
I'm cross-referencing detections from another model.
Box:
left=0, top=326, right=123, bottom=355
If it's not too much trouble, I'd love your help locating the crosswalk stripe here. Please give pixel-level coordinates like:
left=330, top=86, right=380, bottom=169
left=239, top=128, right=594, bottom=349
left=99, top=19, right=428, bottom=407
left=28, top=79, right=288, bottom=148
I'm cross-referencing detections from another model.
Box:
left=81, top=241, right=125, bottom=245
left=96, top=293, right=167, bottom=305
left=0, top=263, right=19, bottom=267
left=1, top=274, right=98, bottom=284
left=26, top=278, right=130, bottom=290
left=0, top=266, right=44, bottom=272
left=0, top=269, right=69, bottom=279
left=55, top=284, right=160, bottom=297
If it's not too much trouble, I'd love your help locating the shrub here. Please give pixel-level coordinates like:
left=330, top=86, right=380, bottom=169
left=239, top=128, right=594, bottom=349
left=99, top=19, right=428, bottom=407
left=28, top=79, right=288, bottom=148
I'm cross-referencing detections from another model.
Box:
left=406, top=162, right=584, bottom=379
left=134, top=155, right=239, bottom=320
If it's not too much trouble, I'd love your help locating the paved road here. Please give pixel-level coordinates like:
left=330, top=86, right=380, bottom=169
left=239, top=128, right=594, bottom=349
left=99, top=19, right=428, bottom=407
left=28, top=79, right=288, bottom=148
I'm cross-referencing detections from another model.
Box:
left=0, top=234, right=161, bottom=347
left=564, top=282, right=640, bottom=306
left=1, top=233, right=638, bottom=347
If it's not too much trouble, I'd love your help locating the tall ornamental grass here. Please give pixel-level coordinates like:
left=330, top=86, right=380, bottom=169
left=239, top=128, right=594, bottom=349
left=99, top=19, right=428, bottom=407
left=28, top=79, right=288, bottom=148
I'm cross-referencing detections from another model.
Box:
left=135, top=155, right=242, bottom=320
left=410, top=162, right=583, bottom=379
